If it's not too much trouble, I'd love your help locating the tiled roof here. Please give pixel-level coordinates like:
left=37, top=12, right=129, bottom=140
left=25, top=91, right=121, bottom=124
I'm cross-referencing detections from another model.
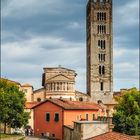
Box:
left=43, top=66, right=76, bottom=72
left=22, top=83, right=33, bottom=87
left=75, top=91, right=90, bottom=97
left=25, top=102, right=39, bottom=109
left=32, top=99, right=102, bottom=110
left=33, top=88, right=45, bottom=93
left=113, top=92, right=121, bottom=96
left=87, top=132, right=137, bottom=140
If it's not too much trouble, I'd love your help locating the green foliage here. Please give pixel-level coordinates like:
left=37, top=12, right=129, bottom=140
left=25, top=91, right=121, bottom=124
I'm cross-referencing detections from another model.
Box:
left=0, top=134, right=22, bottom=138
left=113, top=88, right=140, bottom=136
left=0, top=79, right=30, bottom=131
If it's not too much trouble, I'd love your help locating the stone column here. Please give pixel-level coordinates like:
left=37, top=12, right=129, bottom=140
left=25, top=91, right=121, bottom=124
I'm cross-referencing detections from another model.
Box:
left=69, top=83, right=71, bottom=91
left=60, top=82, right=62, bottom=91
left=46, top=84, right=48, bottom=91
left=57, top=83, right=59, bottom=91
left=62, top=82, right=64, bottom=91
left=70, top=83, right=72, bottom=91
left=65, top=82, right=67, bottom=91
left=50, top=83, right=52, bottom=91
left=55, top=83, right=57, bottom=91
left=52, top=83, right=54, bottom=91
left=71, top=83, right=73, bottom=91
left=67, top=83, right=69, bottom=91
left=48, top=83, right=50, bottom=91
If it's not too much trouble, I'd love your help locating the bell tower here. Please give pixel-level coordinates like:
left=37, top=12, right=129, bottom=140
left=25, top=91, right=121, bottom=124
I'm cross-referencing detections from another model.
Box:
left=86, top=0, right=113, bottom=103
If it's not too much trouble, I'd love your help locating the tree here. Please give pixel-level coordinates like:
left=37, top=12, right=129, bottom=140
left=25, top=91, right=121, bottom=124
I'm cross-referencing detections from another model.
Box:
left=0, top=79, right=30, bottom=133
left=113, top=88, right=140, bottom=136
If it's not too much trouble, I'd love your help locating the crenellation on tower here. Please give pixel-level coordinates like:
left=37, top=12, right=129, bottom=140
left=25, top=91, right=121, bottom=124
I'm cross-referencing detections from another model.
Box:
left=86, top=0, right=113, bottom=104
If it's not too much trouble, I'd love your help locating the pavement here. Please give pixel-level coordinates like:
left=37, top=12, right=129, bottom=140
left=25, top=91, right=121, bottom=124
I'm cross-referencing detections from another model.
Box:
left=24, top=136, right=49, bottom=140
left=0, top=136, right=23, bottom=140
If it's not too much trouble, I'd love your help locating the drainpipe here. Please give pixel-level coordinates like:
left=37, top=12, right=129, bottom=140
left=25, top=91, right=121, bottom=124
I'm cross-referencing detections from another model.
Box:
left=62, top=109, right=64, bottom=140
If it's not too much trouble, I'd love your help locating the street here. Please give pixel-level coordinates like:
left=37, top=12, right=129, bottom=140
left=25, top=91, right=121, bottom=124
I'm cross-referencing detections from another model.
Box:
left=25, top=136, right=49, bottom=140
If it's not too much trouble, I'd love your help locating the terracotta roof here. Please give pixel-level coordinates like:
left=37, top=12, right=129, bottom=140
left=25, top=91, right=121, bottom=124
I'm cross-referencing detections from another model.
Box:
left=64, top=125, right=74, bottom=130
left=43, top=66, right=76, bottom=73
left=32, top=99, right=102, bottom=110
left=33, top=88, right=45, bottom=93
left=22, top=83, right=33, bottom=87
left=75, top=91, right=90, bottom=97
left=87, top=132, right=137, bottom=140
left=25, top=102, right=39, bottom=109
left=113, top=91, right=121, bottom=96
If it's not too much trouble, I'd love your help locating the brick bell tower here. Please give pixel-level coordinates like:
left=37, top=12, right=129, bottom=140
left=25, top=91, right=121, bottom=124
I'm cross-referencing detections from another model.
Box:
left=86, top=0, right=113, bottom=103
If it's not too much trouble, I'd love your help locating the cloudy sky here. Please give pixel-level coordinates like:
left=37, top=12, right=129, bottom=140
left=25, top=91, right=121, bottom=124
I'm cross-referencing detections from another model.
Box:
left=1, top=0, right=139, bottom=92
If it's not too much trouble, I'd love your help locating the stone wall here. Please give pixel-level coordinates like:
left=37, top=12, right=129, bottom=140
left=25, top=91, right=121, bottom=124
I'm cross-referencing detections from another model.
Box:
left=64, top=119, right=111, bottom=140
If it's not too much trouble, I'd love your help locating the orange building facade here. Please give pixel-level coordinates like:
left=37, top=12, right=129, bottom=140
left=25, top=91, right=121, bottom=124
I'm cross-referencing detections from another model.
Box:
left=33, top=99, right=104, bottom=140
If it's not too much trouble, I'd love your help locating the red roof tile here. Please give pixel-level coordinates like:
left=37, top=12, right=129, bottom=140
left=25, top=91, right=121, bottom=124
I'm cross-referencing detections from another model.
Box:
left=75, top=91, right=90, bottom=96
left=32, top=99, right=102, bottom=110
left=25, top=102, right=39, bottom=109
left=22, top=83, right=33, bottom=87
left=87, top=132, right=137, bottom=140
left=113, top=91, right=121, bottom=96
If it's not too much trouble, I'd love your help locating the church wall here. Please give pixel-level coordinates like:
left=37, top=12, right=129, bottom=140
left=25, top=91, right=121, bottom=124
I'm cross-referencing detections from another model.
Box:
left=22, top=86, right=33, bottom=102
left=33, top=89, right=45, bottom=102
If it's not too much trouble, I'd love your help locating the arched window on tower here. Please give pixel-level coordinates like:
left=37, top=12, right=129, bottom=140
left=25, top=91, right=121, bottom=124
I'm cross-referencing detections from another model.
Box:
left=99, top=65, right=105, bottom=75
left=102, top=54, right=105, bottom=61
left=100, top=13, right=102, bottom=20
left=98, top=25, right=100, bottom=33
left=102, top=66, right=105, bottom=74
left=97, top=12, right=106, bottom=21
left=98, top=25, right=106, bottom=34
left=100, top=25, right=102, bottom=33
left=99, top=54, right=101, bottom=61
left=98, top=40, right=100, bottom=47
left=98, top=40, right=105, bottom=49
left=100, top=82, right=104, bottom=91
left=99, top=66, right=102, bottom=75
left=97, top=12, right=99, bottom=20
left=101, top=54, right=103, bottom=61
left=103, top=40, right=106, bottom=49
left=104, top=25, right=106, bottom=33
left=104, top=13, right=106, bottom=20
left=99, top=54, right=105, bottom=61
left=101, top=40, right=103, bottom=49
left=101, top=13, right=104, bottom=20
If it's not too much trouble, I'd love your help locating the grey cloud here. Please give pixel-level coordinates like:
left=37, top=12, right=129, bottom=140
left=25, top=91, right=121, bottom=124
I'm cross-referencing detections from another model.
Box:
left=1, top=0, right=139, bottom=91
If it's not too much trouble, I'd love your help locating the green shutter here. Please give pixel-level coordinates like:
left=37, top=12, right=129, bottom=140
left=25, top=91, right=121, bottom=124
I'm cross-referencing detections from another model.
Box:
left=54, top=113, right=59, bottom=122
left=46, top=113, right=50, bottom=122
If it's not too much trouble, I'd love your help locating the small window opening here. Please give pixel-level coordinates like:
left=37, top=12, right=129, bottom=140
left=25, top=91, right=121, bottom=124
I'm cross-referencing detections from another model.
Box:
left=54, top=113, right=59, bottom=122
left=46, top=113, right=50, bottom=122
